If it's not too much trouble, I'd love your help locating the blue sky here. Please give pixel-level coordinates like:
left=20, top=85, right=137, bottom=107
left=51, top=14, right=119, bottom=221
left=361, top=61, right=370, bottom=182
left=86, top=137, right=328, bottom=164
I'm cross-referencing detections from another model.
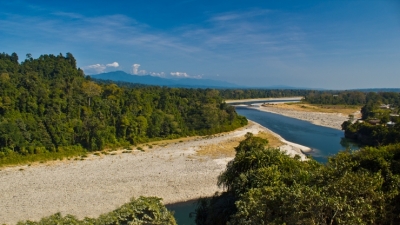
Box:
left=1, top=0, right=399, bottom=89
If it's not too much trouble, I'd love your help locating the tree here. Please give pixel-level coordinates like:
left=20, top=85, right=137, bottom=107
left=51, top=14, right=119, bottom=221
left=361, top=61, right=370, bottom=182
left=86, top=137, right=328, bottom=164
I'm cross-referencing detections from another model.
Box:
left=82, top=81, right=102, bottom=106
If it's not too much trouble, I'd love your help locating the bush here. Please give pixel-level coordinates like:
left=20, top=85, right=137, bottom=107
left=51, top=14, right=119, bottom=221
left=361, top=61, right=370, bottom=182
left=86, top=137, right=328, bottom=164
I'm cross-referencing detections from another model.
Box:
left=17, top=196, right=176, bottom=225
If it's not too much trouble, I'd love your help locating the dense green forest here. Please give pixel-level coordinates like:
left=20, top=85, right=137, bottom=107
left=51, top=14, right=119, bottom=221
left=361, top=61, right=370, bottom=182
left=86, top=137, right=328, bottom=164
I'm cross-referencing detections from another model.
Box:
left=304, top=91, right=400, bottom=106
left=195, top=134, right=400, bottom=224
left=220, top=89, right=400, bottom=106
left=0, top=52, right=247, bottom=165
left=219, top=89, right=310, bottom=100
left=17, top=197, right=176, bottom=225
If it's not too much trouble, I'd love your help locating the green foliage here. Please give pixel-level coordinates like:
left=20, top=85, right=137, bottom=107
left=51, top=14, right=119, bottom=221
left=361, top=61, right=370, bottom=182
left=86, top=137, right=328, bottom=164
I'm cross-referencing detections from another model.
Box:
left=17, top=196, right=176, bottom=225
left=196, top=136, right=400, bottom=225
left=194, top=193, right=237, bottom=225
left=0, top=52, right=247, bottom=166
left=342, top=93, right=400, bottom=146
left=304, top=91, right=367, bottom=105
left=218, top=89, right=310, bottom=100
left=303, top=90, right=400, bottom=106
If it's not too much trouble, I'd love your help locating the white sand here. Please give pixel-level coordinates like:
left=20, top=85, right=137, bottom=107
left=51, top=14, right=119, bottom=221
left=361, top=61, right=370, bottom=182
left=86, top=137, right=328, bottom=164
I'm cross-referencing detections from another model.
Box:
left=0, top=121, right=307, bottom=224
left=255, top=106, right=349, bottom=130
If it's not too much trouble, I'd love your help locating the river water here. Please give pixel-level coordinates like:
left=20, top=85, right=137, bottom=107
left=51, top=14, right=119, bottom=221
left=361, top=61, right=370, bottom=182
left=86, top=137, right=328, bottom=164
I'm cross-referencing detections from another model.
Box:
left=168, top=105, right=357, bottom=224
left=235, top=107, right=356, bottom=162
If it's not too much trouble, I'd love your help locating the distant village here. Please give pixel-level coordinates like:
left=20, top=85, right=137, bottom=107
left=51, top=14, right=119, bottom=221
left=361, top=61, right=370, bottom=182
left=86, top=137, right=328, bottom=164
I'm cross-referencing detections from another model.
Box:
left=357, top=104, right=399, bottom=127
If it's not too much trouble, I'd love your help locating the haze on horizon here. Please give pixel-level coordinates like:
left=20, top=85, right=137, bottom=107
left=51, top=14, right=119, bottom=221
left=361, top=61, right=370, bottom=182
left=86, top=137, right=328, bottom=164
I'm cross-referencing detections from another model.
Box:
left=1, top=0, right=399, bottom=90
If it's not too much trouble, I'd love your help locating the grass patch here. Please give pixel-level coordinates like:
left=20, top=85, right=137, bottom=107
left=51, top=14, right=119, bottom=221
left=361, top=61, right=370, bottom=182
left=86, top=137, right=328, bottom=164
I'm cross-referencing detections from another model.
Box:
left=196, top=138, right=240, bottom=158
left=254, top=131, right=283, bottom=148
left=196, top=131, right=284, bottom=158
left=0, top=146, right=87, bottom=168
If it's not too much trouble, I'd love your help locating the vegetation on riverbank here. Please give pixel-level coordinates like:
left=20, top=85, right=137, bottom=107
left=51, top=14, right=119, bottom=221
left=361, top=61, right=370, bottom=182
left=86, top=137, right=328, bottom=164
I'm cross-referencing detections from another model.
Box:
left=0, top=52, right=247, bottom=166
left=221, top=89, right=399, bottom=108
left=17, top=197, right=176, bottom=225
left=195, top=133, right=400, bottom=224
left=193, top=90, right=400, bottom=224
left=341, top=92, right=400, bottom=146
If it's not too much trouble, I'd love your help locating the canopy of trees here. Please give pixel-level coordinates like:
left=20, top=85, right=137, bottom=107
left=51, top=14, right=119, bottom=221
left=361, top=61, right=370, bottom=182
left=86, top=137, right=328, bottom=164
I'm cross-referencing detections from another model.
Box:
left=219, top=88, right=400, bottom=107
left=195, top=134, right=400, bottom=224
left=219, top=89, right=310, bottom=100
left=0, top=52, right=247, bottom=165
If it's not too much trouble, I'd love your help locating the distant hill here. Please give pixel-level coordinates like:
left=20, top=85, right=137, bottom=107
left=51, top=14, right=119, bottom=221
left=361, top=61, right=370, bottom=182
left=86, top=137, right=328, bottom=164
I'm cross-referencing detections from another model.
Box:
left=351, top=88, right=400, bottom=93
left=88, top=71, right=240, bottom=88
left=252, top=85, right=324, bottom=90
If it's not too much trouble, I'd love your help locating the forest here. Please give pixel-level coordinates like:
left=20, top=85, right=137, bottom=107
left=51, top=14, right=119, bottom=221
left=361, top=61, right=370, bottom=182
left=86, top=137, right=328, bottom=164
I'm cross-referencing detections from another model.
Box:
left=0, top=52, right=247, bottom=166
left=220, top=88, right=400, bottom=107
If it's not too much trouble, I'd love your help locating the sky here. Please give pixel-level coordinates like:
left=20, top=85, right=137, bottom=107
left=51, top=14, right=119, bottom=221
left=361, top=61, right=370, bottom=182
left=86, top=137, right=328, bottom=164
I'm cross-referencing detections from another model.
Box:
left=1, top=0, right=399, bottom=89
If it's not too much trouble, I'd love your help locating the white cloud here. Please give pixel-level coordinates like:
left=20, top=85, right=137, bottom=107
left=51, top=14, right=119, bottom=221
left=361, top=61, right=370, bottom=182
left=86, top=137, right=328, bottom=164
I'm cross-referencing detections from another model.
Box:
left=170, top=72, right=202, bottom=79
left=132, top=64, right=141, bottom=74
left=131, top=65, right=198, bottom=79
left=106, top=62, right=119, bottom=67
left=150, top=72, right=165, bottom=77
left=170, top=72, right=189, bottom=77
left=132, top=64, right=162, bottom=76
left=83, top=61, right=119, bottom=74
left=84, top=63, right=106, bottom=73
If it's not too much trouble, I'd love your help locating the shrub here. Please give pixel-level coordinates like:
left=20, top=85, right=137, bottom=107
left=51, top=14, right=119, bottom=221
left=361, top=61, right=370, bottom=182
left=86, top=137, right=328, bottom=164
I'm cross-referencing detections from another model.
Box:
left=17, top=197, right=176, bottom=225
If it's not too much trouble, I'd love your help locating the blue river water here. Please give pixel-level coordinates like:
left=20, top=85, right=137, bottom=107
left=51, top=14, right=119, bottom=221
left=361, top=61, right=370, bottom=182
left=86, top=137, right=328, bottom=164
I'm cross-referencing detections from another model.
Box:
left=235, top=107, right=355, bottom=162
left=167, top=105, right=357, bottom=224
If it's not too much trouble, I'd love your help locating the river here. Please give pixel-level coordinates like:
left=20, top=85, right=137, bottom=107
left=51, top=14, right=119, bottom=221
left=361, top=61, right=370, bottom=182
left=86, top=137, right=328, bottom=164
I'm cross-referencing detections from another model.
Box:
left=235, top=107, right=357, bottom=162
left=168, top=105, right=357, bottom=224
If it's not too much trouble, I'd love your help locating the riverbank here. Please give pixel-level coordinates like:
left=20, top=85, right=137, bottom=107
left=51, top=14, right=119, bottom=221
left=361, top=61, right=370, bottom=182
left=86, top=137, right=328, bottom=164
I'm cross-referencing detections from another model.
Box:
left=255, top=105, right=352, bottom=130
left=0, top=121, right=308, bottom=224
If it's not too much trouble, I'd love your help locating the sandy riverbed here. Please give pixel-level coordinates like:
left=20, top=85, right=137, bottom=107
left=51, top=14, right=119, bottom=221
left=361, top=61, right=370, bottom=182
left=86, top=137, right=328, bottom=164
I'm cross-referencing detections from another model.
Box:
left=0, top=121, right=308, bottom=224
left=255, top=105, right=351, bottom=130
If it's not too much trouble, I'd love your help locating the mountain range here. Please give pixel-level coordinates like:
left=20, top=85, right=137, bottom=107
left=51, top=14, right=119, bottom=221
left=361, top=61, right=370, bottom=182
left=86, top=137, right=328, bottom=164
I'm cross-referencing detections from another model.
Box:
left=88, top=71, right=240, bottom=88
left=89, top=71, right=327, bottom=90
